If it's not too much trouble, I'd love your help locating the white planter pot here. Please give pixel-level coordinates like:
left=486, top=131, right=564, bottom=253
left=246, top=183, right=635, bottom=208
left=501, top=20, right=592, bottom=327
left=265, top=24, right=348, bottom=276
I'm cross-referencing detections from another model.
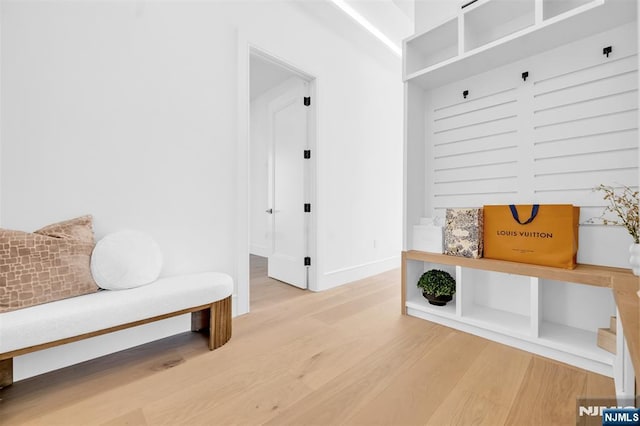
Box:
left=629, top=243, right=640, bottom=276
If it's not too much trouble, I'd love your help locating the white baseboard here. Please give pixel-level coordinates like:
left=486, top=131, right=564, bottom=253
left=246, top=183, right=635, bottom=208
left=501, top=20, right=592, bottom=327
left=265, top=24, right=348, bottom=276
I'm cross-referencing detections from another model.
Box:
left=318, top=255, right=400, bottom=291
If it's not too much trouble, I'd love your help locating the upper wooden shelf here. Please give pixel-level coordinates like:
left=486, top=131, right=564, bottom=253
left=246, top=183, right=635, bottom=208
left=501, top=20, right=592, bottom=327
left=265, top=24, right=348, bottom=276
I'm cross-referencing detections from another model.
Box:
left=403, top=0, right=637, bottom=89
left=403, top=250, right=635, bottom=288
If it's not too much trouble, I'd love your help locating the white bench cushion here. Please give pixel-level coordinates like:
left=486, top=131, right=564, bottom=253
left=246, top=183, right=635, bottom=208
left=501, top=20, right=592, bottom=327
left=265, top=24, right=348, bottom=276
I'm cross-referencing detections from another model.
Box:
left=0, top=272, right=233, bottom=353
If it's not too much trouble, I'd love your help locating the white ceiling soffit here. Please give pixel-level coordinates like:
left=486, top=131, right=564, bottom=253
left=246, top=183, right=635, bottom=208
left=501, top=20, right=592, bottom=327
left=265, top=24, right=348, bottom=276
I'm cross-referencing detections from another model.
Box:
left=294, top=0, right=412, bottom=66
left=391, top=0, right=415, bottom=22
left=343, top=0, right=414, bottom=47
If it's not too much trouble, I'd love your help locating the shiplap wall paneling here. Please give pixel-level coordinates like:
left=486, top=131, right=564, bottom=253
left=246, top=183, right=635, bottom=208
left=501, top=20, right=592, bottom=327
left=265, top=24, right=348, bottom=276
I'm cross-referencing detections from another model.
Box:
left=531, top=26, right=638, bottom=214
left=528, top=21, right=634, bottom=352
left=531, top=22, right=638, bottom=266
left=426, top=74, right=522, bottom=219
left=423, top=22, right=637, bottom=269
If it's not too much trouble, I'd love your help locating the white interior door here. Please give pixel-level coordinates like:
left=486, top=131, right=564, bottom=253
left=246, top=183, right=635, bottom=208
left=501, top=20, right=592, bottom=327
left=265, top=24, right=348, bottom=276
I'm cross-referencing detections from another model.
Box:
left=267, top=80, right=309, bottom=289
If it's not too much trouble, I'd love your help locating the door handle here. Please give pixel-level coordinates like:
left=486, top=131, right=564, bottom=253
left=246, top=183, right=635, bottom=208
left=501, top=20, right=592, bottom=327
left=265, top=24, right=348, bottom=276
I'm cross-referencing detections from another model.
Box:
left=265, top=208, right=273, bottom=214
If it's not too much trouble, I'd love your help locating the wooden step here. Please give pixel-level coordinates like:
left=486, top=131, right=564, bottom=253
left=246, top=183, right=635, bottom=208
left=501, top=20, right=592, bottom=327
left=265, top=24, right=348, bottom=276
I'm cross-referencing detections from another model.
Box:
left=597, top=328, right=616, bottom=354
left=610, top=316, right=617, bottom=334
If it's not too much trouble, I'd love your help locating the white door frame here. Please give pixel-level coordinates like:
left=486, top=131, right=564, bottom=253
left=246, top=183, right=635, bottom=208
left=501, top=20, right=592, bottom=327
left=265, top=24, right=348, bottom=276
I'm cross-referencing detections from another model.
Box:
left=237, top=38, right=318, bottom=315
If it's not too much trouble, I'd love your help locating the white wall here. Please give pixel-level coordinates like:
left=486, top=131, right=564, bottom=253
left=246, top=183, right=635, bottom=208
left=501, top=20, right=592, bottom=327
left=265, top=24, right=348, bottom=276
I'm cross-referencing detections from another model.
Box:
left=250, top=84, right=271, bottom=258
left=1, top=0, right=403, bottom=379
left=237, top=4, right=404, bottom=290
left=0, top=1, right=2, bottom=227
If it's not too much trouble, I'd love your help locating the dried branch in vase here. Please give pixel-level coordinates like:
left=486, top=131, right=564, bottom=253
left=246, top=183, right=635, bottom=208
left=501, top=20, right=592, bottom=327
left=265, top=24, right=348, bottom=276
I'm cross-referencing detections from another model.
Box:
left=590, top=184, right=639, bottom=244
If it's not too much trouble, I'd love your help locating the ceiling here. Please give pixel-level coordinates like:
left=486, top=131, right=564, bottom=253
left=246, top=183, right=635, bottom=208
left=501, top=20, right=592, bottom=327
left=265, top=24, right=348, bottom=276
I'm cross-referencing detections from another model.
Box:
left=294, top=0, right=414, bottom=64
left=250, top=0, right=416, bottom=99
left=391, top=0, right=415, bottom=21
left=346, top=0, right=415, bottom=47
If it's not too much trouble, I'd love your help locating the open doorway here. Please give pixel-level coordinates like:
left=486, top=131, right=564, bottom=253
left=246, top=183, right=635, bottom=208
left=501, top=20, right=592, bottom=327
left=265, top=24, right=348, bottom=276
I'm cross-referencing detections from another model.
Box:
left=248, top=48, right=317, bottom=309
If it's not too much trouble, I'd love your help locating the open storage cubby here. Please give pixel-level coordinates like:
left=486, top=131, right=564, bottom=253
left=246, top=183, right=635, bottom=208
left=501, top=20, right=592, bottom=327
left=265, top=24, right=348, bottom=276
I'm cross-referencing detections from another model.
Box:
left=539, top=278, right=615, bottom=336
left=460, top=268, right=531, bottom=337
left=537, top=278, right=616, bottom=365
left=401, top=252, right=622, bottom=376
left=543, top=0, right=596, bottom=20
left=403, top=0, right=636, bottom=88
left=463, top=0, right=536, bottom=52
left=405, top=259, right=458, bottom=319
left=404, top=17, right=458, bottom=77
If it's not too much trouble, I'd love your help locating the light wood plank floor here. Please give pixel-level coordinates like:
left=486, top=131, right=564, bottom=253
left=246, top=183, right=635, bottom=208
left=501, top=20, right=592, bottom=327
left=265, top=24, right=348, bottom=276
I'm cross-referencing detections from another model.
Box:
left=250, top=255, right=307, bottom=311
left=0, top=260, right=614, bottom=425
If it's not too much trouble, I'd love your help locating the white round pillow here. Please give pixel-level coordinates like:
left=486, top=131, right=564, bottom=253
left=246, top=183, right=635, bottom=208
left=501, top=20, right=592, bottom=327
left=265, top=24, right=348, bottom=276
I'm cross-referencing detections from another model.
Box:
left=91, top=230, right=163, bottom=290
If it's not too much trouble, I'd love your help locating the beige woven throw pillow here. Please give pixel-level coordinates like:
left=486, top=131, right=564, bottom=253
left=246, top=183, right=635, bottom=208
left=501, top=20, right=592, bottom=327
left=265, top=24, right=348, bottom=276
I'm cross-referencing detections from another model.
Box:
left=0, top=215, right=99, bottom=313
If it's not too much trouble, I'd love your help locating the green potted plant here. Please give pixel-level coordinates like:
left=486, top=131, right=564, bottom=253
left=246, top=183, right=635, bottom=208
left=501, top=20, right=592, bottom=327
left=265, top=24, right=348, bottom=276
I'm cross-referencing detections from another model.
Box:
left=417, top=269, right=456, bottom=306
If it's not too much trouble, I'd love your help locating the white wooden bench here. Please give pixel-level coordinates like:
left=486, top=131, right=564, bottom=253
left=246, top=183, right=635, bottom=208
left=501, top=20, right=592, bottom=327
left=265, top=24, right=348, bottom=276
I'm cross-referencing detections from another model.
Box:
left=0, top=272, right=233, bottom=387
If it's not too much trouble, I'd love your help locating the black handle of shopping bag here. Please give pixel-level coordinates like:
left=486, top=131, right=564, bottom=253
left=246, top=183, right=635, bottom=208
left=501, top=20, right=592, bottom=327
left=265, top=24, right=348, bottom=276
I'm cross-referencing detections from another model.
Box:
left=509, top=204, right=539, bottom=225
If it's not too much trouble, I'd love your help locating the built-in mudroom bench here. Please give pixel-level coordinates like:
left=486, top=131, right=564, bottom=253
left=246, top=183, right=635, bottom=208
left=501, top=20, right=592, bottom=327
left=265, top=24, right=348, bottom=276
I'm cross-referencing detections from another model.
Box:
left=401, top=251, right=639, bottom=398
left=402, top=0, right=638, bottom=400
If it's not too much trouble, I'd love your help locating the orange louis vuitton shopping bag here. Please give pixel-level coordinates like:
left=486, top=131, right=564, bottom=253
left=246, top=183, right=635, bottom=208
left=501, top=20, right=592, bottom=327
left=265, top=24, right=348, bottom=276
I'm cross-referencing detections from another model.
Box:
left=483, top=204, right=580, bottom=269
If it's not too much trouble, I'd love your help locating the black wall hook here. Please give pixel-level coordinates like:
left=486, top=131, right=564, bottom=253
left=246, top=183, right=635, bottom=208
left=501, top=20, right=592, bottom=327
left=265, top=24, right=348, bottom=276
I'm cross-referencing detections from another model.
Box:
left=463, top=90, right=469, bottom=99
left=522, top=71, right=529, bottom=81
left=603, top=46, right=612, bottom=57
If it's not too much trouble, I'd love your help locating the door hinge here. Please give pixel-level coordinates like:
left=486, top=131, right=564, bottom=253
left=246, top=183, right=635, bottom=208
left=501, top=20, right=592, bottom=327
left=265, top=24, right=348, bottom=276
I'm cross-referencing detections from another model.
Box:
left=304, top=257, right=311, bottom=266
left=303, top=96, right=311, bottom=106
left=304, top=203, right=311, bottom=213
left=304, top=150, right=311, bottom=159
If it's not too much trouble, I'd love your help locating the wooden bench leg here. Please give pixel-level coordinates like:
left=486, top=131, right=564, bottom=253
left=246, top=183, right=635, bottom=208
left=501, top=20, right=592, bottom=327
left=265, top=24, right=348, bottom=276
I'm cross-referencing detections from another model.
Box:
left=191, top=308, right=210, bottom=331
left=0, top=358, right=13, bottom=388
left=209, top=296, right=232, bottom=350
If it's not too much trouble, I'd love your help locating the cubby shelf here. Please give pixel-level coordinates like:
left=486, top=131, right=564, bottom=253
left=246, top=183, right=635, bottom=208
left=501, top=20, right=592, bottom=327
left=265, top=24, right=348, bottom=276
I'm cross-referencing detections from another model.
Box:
left=406, top=290, right=615, bottom=369
left=406, top=296, right=458, bottom=321
left=401, top=250, right=628, bottom=375
left=464, top=305, right=533, bottom=337
left=463, top=0, right=536, bottom=53
left=538, top=321, right=614, bottom=365
left=404, top=17, right=458, bottom=77
left=403, top=0, right=636, bottom=89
